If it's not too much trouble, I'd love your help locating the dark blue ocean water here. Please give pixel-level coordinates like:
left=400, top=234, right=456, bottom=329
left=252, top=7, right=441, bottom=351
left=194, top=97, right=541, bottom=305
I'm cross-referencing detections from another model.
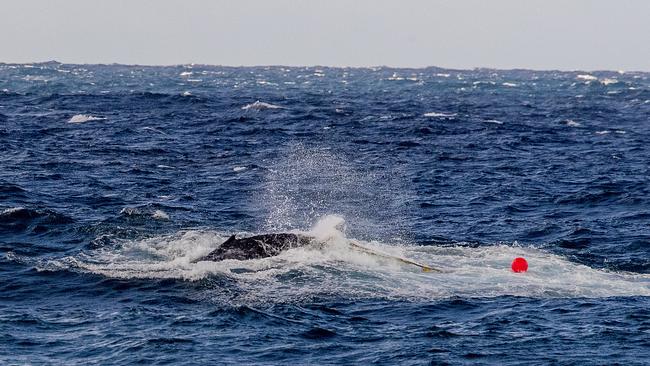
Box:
left=1, top=62, right=649, bottom=365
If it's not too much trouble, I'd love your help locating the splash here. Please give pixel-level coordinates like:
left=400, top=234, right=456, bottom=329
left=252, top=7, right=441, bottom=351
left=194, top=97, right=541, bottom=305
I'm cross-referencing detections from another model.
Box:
left=259, top=144, right=411, bottom=242
left=39, top=215, right=650, bottom=305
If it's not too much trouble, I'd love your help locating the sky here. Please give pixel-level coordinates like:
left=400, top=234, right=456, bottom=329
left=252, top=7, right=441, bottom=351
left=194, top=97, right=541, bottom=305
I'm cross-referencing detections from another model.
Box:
left=1, top=0, right=649, bottom=71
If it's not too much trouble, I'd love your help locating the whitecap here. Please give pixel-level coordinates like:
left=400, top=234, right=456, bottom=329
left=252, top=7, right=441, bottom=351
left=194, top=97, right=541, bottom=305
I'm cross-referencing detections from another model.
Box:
left=22, top=75, right=49, bottom=82
left=576, top=74, right=597, bottom=81
left=68, top=114, right=105, bottom=123
left=119, top=207, right=141, bottom=216
left=1, top=206, right=25, bottom=215
left=233, top=166, right=247, bottom=172
left=473, top=81, right=496, bottom=85
left=502, top=82, right=518, bottom=87
left=424, top=112, right=456, bottom=118
left=241, top=101, right=284, bottom=111
left=387, top=73, right=404, bottom=81
left=600, top=78, right=618, bottom=86
left=152, top=210, right=170, bottom=220
left=256, top=80, right=278, bottom=86
left=565, top=120, right=581, bottom=127
left=484, top=119, right=504, bottom=125
left=595, top=130, right=610, bottom=135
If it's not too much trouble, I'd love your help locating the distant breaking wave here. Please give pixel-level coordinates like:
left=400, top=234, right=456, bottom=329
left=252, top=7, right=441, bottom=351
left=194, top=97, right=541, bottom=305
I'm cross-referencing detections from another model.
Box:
left=242, top=101, right=284, bottom=111
left=424, top=112, right=456, bottom=118
left=68, top=114, right=105, bottom=123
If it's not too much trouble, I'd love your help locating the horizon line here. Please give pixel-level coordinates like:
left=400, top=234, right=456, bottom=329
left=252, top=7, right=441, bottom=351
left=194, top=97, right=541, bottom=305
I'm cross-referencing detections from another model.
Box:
left=1, top=60, right=646, bottom=74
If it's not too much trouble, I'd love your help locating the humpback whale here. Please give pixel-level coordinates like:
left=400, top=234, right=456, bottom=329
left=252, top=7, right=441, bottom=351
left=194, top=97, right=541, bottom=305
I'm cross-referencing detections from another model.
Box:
left=196, top=233, right=314, bottom=262
left=194, top=231, right=442, bottom=272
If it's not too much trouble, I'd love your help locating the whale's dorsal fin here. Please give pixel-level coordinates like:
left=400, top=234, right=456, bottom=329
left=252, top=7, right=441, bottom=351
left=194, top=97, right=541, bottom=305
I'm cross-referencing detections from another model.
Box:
left=222, top=234, right=237, bottom=245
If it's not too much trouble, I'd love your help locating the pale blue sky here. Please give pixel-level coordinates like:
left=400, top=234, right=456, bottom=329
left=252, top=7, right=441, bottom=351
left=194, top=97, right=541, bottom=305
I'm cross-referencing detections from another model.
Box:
left=1, top=0, right=649, bottom=70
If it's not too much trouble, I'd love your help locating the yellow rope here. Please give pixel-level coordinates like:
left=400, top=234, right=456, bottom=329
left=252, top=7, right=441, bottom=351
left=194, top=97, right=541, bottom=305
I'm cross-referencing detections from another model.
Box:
left=349, top=241, right=443, bottom=273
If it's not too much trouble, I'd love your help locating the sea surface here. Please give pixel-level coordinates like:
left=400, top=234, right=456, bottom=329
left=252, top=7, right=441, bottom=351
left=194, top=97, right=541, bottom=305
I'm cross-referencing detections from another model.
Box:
left=1, top=62, right=649, bottom=365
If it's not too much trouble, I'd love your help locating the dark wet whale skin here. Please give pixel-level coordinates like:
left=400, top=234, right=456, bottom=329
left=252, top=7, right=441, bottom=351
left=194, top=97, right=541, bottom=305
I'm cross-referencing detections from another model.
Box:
left=197, top=233, right=314, bottom=261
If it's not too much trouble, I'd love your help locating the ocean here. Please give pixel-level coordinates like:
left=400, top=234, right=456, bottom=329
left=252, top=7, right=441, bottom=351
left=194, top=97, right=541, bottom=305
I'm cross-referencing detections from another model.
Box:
left=1, top=62, right=649, bottom=364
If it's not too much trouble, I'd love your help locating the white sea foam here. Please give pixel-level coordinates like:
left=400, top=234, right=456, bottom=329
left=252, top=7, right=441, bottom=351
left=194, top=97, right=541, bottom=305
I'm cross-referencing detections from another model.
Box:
left=473, top=81, right=496, bottom=86
left=502, top=82, right=518, bottom=87
left=233, top=166, right=247, bottom=172
left=1, top=207, right=25, bottom=215
left=565, top=119, right=581, bottom=127
left=596, top=130, right=610, bottom=135
left=600, top=78, right=618, bottom=85
left=256, top=80, right=278, bottom=86
left=424, top=112, right=456, bottom=118
left=22, top=75, right=49, bottom=82
left=242, top=101, right=284, bottom=111
left=576, top=74, right=597, bottom=81
left=152, top=210, right=170, bottom=220
left=387, top=73, right=404, bottom=81
left=68, top=114, right=105, bottom=123
left=49, top=215, right=650, bottom=305
left=484, top=119, right=504, bottom=125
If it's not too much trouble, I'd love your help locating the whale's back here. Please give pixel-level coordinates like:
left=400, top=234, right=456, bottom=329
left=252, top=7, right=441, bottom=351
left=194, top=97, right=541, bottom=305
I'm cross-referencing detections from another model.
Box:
left=198, top=233, right=313, bottom=261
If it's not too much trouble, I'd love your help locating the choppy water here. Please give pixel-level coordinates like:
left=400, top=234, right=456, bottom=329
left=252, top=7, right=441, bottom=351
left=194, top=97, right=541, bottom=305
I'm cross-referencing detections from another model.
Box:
left=1, top=62, right=649, bottom=364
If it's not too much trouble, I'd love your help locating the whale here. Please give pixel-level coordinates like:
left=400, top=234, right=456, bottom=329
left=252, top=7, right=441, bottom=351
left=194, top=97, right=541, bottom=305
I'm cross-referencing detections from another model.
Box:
left=193, top=232, right=441, bottom=272
left=195, top=233, right=314, bottom=262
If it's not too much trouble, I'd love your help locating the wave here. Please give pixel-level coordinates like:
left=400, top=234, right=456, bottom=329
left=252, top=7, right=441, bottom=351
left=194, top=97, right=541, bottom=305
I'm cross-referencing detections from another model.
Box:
left=576, top=74, right=598, bottom=81
left=564, top=119, right=581, bottom=127
left=241, top=101, right=284, bottom=111
left=0, top=207, right=74, bottom=234
left=424, top=112, right=456, bottom=118
left=44, top=215, right=650, bottom=305
left=68, top=114, right=105, bottom=123
left=0, top=182, right=27, bottom=199
left=483, top=119, right=503, bottom=125
left=119, top=206, right=171, bottom=221
left=600, top=78, right=619, bottom=86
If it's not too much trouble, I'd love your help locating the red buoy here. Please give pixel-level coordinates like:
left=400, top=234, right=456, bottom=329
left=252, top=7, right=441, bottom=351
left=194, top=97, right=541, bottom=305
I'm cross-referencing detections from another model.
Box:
left=511, top=257, right=528, bottom=273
